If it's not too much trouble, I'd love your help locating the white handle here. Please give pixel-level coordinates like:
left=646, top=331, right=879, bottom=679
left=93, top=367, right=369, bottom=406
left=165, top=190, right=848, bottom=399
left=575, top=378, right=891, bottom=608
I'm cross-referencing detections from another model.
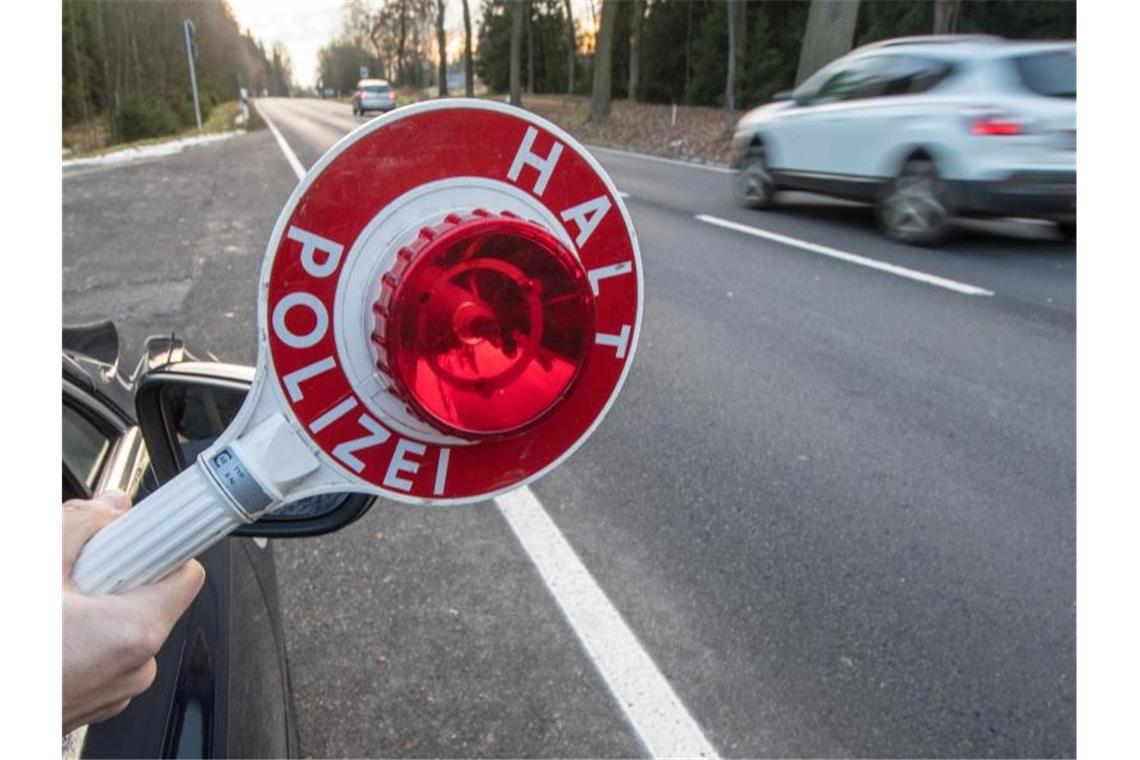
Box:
left=71, top=464, right=249, bottom=595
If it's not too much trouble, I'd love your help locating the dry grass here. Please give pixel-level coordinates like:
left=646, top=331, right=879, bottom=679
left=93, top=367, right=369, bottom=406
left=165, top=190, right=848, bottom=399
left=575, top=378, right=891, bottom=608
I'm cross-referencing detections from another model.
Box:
left=516, top=94, right=736, bottom=166
left=63, top=100, right=255, bottom=158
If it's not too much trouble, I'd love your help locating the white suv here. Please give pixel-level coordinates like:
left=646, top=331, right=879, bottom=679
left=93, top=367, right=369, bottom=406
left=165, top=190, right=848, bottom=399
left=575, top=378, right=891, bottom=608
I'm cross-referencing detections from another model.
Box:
left=731, top=35, right=1076, bottom=244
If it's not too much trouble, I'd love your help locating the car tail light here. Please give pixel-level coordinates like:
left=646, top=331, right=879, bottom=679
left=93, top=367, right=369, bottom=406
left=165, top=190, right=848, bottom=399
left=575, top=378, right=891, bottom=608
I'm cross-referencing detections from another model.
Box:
left=373, top=210, right=595, bottom=439
left=970, top=117, right=1024, bottom=136
left=355, top=90, right=364, bottom=100
left=387, top=91, right=396, bottom=101
left=964, top=107, right=1028, bottom=136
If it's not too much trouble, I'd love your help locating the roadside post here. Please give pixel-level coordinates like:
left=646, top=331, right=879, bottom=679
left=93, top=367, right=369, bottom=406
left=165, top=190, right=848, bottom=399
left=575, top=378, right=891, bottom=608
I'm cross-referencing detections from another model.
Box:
left=183, top=19, right=203, bottom=131
left=71, top=100, right=643, bottom=595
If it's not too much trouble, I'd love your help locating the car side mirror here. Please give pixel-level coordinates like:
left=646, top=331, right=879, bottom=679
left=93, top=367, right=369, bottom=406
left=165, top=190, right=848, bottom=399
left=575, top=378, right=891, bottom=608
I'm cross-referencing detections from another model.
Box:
left=134, top=361, right=375, bottom=537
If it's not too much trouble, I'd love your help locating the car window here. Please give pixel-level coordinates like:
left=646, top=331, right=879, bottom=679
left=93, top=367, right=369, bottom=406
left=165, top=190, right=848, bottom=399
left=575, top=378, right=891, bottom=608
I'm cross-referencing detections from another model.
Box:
left=63, top=402, right=113, bottom=490
left=806, top=57, right=889, bottom=105
left=1013, top=49, right=1075, bottom=98
left=879, top=56, right=954, bottom=96
left=362, top=84, right=391, bottom=94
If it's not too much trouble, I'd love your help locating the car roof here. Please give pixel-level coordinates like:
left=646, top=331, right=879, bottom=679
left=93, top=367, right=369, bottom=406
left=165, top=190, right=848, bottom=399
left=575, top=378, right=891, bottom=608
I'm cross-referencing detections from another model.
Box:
left=852, top=35, right=1074, bottom=62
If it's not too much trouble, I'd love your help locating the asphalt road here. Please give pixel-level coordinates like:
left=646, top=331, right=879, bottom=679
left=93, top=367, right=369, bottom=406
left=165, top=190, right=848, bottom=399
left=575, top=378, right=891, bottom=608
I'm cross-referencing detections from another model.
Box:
left=63, top=97, right=1075, bottom=758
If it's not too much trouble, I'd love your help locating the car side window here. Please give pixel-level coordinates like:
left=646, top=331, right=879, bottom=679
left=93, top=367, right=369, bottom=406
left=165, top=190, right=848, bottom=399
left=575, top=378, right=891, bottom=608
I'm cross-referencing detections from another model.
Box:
left=63, top=402, right=114, bottom=496
left=879, top=56, right=953, bottom=96
left=807, top=57, right=889, bottom=105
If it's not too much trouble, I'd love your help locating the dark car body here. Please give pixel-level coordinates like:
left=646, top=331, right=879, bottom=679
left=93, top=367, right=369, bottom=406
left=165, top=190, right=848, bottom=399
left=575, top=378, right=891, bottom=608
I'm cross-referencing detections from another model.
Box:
left=63, top=323, right=371, bottom=758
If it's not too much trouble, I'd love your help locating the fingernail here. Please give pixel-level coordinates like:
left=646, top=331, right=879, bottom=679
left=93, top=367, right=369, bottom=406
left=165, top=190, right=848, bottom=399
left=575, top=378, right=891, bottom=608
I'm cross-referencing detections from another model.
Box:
left=95, top=489, right=131, bottom=512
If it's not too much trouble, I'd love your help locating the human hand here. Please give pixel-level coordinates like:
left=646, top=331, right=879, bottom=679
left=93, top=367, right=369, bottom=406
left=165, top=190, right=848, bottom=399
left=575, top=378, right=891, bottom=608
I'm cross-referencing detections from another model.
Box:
left=62, top=491, right=205, bottom=734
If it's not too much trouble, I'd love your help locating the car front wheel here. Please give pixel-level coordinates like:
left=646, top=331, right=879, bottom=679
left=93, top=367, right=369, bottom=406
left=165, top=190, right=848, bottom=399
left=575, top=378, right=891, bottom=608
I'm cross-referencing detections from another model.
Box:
left=877, top=158, right=952, bottom=246
left=733, top=151, right=777, bottom=209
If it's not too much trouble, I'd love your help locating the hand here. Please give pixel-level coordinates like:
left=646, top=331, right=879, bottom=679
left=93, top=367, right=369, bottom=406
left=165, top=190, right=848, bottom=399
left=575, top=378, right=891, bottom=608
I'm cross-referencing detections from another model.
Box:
left=62, top=491, right=205, bottom=734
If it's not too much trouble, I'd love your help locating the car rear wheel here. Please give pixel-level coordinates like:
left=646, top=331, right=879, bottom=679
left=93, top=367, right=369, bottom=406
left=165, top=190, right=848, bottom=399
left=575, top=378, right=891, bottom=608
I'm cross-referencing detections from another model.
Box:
left=878, top=158, right=952, bottom=246
left=733, top=150, right=777, bottom=209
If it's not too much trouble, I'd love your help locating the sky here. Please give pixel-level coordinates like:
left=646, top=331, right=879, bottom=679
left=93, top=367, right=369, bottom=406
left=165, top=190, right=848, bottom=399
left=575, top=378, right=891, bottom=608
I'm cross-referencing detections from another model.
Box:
left=226, top=0, right=602, bottom=90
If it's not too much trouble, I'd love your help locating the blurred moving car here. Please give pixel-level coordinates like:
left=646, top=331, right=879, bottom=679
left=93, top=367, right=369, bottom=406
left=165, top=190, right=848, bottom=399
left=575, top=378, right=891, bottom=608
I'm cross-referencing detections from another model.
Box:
left=731, top=35, right=1076, bottom=245
left=63, top=321, right=375, bottom=758
left=352, top=78, right=397, bottom=116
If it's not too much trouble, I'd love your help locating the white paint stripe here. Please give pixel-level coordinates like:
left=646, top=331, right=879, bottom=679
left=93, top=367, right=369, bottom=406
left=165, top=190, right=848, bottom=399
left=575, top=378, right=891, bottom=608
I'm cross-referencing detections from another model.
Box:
left=587, top=144, right=734, bottom=174
left=496, top=487, right=720, bottom=759
left=617, top=190, right=630, bottom=199
left=696, top=214, right=995, bottom=297
left=256, top=101, right=306, bottom=181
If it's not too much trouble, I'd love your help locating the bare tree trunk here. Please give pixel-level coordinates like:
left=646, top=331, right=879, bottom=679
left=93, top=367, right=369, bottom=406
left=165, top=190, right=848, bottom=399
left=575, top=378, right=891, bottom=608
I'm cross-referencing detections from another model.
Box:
left=563, top=0, right=576, bottom=94
left=934, top=0, right=962, bottom=33
left=397, top=0, right=408, bottom=85
left=589, top=0, right=618, bottom=120
left=436, top=0, right=448, bottom=96
left=462, top=0, right=474, bottom=96
left=510, top=0, right=522, bottom=105
left=684, top=0, right=693, bottom=97
left=525, top=0, right=535, bottom=94
left=795, top=0, right=860, bottom=85
left=737, top=0, right=748, bottom=62
left=726, top=0, right=737, bottom=126
left=628, top=0, right=642, bottom=101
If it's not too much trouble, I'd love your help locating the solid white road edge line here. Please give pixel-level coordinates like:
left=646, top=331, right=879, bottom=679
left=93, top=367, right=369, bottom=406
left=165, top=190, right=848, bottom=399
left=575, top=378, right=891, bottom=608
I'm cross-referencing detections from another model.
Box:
left=496, top=487, right=720, bottom=760
left=587, top=144, right=734, bottom=174
left=261, top=106, right=720, bottom=759
left=256, top=100, right=307, bottom=181
left=696, top=214, right=996, bottom=297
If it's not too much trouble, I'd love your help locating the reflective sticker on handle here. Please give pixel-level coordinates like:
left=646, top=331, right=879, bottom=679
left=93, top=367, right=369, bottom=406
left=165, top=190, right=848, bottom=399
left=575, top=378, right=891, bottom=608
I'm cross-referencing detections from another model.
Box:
left=202, top=447, right=273, bottom=518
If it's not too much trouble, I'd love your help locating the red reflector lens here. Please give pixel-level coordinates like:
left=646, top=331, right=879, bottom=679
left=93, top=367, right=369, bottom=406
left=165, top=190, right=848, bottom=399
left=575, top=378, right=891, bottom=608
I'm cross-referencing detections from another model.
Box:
left=971, top=119, right=1023, bottom=136
left=375, top=212, right=595, bottom=439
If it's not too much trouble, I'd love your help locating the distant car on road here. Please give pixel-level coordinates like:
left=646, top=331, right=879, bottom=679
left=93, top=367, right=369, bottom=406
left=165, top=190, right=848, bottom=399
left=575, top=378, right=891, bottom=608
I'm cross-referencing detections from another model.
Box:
left=731, top=35, right=1076, bottom=244
left=352, top=78, right=397, bottom=116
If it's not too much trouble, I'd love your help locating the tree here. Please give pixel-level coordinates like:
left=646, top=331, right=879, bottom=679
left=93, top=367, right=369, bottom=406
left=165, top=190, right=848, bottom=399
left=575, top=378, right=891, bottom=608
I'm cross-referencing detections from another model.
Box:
left=462, top=0, right=474, bottom=96
left=934, top=0, right=962, bottom=33
left=510, top=0, right=523, bottom=105
left=589, top=0, right=618, bottom=120
left=725, top=0, right=736, bottom=125
left=317, top=40, right=374, bottom=94
left=628, top=0, right=643, bottom=101
left=62, top=0, right=285, bottom=146
left=563, top=0, right=576, bottom=94
left=436, top=0, right=448, bottom=95
left=795, top=0, right=860, bottom=85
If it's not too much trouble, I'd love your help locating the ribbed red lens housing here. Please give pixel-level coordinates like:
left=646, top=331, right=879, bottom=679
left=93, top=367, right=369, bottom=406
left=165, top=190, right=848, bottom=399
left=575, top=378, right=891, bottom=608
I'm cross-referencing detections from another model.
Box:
left=373, top=211, right=595, bottom=439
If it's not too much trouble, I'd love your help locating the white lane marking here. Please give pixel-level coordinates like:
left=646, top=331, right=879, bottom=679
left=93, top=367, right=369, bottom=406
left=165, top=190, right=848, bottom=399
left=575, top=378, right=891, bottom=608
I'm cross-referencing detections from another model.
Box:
left=261, top=110, right=719, bottom=757
left=256, top=100, right=307, bottom=181
left=496, top=487, right=720, bottom=759
left=696, top=214, right=996, bottom=297
left=618, top=190, right=630, bottom=199
left=587, top=144, right=733, bottom=174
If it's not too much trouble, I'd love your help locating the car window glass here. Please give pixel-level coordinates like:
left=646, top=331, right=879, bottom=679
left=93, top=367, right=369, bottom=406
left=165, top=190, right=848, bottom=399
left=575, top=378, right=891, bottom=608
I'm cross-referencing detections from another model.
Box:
left=808, top=57, right=888, bottom=104
left=161, top=383, right=350, bottom=521
left=1014, top=50, right=1075, bottom=98
left=879, top=56, right=953, bottom=96
left=363, top=85, right=390, bottom=94
left=63, top=403, right=112, bottom=489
